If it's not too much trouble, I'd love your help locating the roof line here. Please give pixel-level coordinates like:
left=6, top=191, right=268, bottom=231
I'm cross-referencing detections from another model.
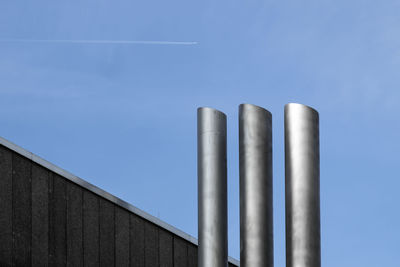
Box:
left=0, top=136, right=239, bottom=266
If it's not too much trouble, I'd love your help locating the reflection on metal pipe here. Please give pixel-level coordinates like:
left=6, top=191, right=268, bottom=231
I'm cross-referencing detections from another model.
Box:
left=197, top=107, right=228, bottom=267
left=285, top=103, right=320, bottom=267
left=239, top=104, right=274, bottom=267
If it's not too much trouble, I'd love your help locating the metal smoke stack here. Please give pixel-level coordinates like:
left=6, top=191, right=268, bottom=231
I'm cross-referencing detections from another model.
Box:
left=239, top=104, right=274, bottom=267
left=285, top=103, right=321, bottom=267
left=197, top=107, right=228, bottom=267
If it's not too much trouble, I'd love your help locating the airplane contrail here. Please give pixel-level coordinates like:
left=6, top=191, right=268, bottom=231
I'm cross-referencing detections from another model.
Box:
left=0, top=39, right=198, bottom=45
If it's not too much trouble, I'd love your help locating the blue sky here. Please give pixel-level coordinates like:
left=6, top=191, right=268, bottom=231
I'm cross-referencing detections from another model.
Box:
left=1, top=0, right=400, bottom=265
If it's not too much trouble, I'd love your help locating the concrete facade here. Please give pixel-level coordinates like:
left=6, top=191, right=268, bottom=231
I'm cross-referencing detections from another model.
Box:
left=0, top=139, right=239, bottom=267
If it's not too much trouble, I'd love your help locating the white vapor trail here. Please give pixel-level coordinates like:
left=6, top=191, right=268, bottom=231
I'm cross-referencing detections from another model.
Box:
left=0, top=39, right=197, bottom=45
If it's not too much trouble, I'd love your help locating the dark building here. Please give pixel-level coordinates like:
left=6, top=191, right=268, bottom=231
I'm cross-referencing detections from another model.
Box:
left=0, top=137, right=239, bottom=267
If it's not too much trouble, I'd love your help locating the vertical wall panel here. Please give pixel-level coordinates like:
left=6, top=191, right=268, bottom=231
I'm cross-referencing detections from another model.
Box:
left=115, top=207, right=130, bottom=267
left=130, top=214, right=145, bottom=267
left=83, top=191, right=99, bottom=267
left=99, top=199, right=115, bottom=267
left=0, top=146, right=12, bottom=266
left=174, top=237, right=187, bottom=267
left=144, top=222, right=159, bottom=267
left=49, top=175, right=67, bottom=266
left=187, top=244, right=198, bottom=267
left=12, top=153, right=31, bottom=266
left=159, top=229, right=173, bottom=267
left=67, top=183, right=83, bottom=267
left=48, top=172, right=54, bottom=265
left=32, top=164, right=49, bottom=266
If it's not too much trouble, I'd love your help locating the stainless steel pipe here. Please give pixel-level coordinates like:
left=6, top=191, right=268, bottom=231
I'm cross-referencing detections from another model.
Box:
left=239, top=104, right=274, bottom=267
left=197, top=107, right=228, bottom=267
left=285, top=103, right=320, bottom=267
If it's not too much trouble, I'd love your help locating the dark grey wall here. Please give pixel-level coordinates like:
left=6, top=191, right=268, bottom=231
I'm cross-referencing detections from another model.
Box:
left=0, top=145, right=238, bottom=267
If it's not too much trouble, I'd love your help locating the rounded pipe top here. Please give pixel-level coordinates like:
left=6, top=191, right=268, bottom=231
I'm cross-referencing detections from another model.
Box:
left=197, top=107, right=226, bottom=118
left=285, top=103, right=319, bottom=116
left=239, top=103, right=272, bottom=117
left=197, top=107, right=226, bottom=135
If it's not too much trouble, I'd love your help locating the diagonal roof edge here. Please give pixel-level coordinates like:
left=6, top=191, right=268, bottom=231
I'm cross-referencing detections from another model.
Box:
left=0, top=136, right=240, bottom=266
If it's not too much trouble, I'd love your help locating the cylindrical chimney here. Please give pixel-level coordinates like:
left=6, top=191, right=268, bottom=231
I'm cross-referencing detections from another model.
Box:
left=239, top=104, right=274, bottom=267
left=285, top=103, right=320, bottom=267
left=197, top=107, right=228, bottom=267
